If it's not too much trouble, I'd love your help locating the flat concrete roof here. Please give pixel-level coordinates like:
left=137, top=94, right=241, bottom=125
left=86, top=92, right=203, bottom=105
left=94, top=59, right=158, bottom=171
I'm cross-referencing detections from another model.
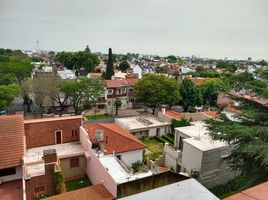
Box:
left=176, top=122, right=228, bottom=151
left=119, top=178, right=219, bottom=200
left=24, top=142, right=84, bottom=177
left=99, top=155, right=153, bottom=184
left=115, top=115, right=170, bottom=131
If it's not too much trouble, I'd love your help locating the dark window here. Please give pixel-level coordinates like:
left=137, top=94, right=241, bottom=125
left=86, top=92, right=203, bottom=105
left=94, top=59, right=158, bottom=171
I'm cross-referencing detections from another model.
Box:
left=70, top=157, right=79, bottom=168
left=72, top=130, right=74, bottom=136
left=0, top=167, right=16, bottom=176
left=75, top=129, right=78, bottom=136
left=179, top=136, right=184, bottom=150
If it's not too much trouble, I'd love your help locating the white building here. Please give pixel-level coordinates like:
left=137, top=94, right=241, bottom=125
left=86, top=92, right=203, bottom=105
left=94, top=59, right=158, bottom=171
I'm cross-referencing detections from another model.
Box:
left=132, top=65, right=155, bottom=79
left=115, top=115, right=171, bottom=138
left=164, top=122, right=237, bottom=188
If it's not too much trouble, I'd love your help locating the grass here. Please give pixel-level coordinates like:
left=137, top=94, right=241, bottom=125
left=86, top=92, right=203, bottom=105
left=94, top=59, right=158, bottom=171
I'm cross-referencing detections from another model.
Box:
left=85, top=113, right=112, bottom=120
left=141, top=138, right=164, bottom=154
left=65, top=176, right=92, bottom=192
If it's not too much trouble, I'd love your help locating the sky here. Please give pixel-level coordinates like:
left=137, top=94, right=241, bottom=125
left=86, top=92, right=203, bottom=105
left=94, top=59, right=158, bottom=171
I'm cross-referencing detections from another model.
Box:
left=0, top=0, right=268, bottom=60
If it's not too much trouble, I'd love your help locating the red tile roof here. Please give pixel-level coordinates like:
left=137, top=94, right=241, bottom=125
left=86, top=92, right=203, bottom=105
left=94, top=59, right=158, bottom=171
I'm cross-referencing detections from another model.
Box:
left=125, top=77, right=139, bottom=85
left=203, top=111, right=220, bottom=119
left=45, top=184, right=114, bottom=200
left=82, top=123, right=145, bottom=154
left=88, top=72, right=103, bottom=77
left=106, top=80, right=128, bottom=88
left=0, top=115, right=24, bottom=169
left=224, top=181, right=268, bottom=200
left=165, top=110, right=183, bottom=120
left=190, top=78, right=205, bottom=85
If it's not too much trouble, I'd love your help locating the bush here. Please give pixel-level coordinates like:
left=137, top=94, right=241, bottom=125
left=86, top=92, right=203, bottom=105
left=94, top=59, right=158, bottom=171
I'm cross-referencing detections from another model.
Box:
left=131, top=161, right=143, bottom=172
left=171, top=118, right=190, bottom=133
left=162, top=135, right=174, bottom=144
left=155, top=136, right=168, bottom=144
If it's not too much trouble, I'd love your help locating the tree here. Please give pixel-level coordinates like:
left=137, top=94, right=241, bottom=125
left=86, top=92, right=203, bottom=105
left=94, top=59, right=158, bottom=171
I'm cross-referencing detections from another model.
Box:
left=60, top=77, right=105, bottom=115
left=180, top=78, right=202, bottom=111
left=196, top=65, right=205, bottom=72
left=105, top=48, right=114, bottom=80
left=173, top=71, right=180, bottom=80
left=216, top=60, right=228, bottom=68
left=171, top=118, right=190, bottom=134
left=199, top=78, right=228, bottom=106
left=56, top=51, right=99, bottom=77
left=20, top=78, right=33, bottom=113
left=134, top=74, right=181, bottom=114
left=0, top=84, right=20, bottom=110
left=167, top=55, right=177, bottom=63
left=155, top=66, right=168, bottom=74
left=85, top=45, right=91, bottom=53
left=0, top=73, right=17, bottom=85
left=114, top=99, right=122, bottom=115
left=119, top=61, right=130, bottom=72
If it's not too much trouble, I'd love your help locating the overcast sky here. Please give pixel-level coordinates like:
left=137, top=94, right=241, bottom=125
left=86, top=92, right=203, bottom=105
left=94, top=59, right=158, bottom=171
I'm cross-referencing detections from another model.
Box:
left=0, top=0, right=267, bottom=60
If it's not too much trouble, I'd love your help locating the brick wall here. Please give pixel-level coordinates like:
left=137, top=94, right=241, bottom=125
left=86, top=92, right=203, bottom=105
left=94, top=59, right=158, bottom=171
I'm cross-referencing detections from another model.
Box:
left=26, top=149, right=58, bottom=200
left=24, top=118, right=82, bottom=148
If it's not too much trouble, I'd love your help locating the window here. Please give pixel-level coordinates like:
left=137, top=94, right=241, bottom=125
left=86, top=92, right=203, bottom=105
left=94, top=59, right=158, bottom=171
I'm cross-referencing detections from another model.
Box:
left=72, top=130, right=74, bottom=136
left=122, top=88, right=126, bottom=93
left=34, top=186, right=45, bottom=194
left=179, top=136, right=184, bottom=150
left=0, top=167, right=16, bottom=176
left=70, top=157, right=79, bottom=168
left=75, top=129, right=78, bottom=136
left=107, top=89, right=113, bottom=94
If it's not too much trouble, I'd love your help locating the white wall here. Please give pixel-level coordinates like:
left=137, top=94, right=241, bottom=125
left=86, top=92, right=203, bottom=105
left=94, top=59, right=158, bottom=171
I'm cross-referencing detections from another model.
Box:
left=133, top=65, right=142, bottom=79
left=117, top=149, right=143, bottom=167
left=182, top=141, right=203, bottom=172
left=0, top=166, right=22, bottom=182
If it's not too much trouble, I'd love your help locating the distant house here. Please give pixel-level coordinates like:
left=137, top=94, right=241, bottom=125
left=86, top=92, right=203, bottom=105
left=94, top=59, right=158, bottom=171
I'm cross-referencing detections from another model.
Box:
left=57, top=69, right=76, bottom=80
left=87, top=72, right=103, bottom=78
left=105, top=80, right=130, bottom=111
left=164, top=122, right=237, bottom=188
left=115, top=115, right=170, bottom=138
left=132, top=64, right=155, bottom=79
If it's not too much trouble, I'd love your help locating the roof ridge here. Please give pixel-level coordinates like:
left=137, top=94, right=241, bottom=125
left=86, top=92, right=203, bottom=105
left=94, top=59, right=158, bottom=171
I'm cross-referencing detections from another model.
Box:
left=96, top=123, right=145, bottom=147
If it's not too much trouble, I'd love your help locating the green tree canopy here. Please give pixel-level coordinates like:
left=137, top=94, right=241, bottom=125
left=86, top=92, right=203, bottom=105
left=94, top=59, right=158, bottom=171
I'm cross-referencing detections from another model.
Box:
left=119, top=60, right=130, bottom=72
left=0, top=84, right=20, bottom=110
left=104, top=48, right=114, bottom=80
left=199, top=78, right=228, bottom=106
left=134, top=74, right=181, bottom=114
left=56, top=51, right=99, bottom=77
left=180, top=78, right=202, bottom=111
left=59, top=77, right=105, bottom=115
left=206, top=69, right=268, bottom=186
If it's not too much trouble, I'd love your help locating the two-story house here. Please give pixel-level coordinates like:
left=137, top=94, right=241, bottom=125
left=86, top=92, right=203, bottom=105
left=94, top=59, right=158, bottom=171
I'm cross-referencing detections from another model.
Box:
left=164, top=122, right=237, bottom=188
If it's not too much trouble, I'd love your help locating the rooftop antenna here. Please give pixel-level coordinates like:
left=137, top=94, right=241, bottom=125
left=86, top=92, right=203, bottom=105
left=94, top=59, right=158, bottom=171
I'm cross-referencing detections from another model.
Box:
left=35, top=40, right=39, bottom=52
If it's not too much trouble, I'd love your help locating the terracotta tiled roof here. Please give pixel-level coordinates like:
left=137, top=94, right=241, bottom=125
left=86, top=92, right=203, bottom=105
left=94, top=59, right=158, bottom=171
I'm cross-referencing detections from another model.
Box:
left=0, top=115, right=24, bottom=169
left=24, top=115, right=83, bottom=124
left=82, top=123, right=145, bottom=154
left=125, top=77, right=139, bottom=85
left=165, top=110, right=183, bottom=120
left=87, top=72, right=103, bottom=77
left=45, top=184, right=114, bottom=200
left=106, top=80, right=128, bottom=88
left=203, top=111, right=220, bottom=119
left=224, top=105, right=241, bottom=114
left=190, top=78, right=205, bottom=85
left=224, top=181, right=268, bottom=200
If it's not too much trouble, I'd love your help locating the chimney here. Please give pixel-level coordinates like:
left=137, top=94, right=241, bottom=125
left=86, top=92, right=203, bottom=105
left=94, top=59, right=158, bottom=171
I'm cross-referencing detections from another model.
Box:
left=160, top=104, right=166, bottom=115
left=43, top=149, right=57, bottom=164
